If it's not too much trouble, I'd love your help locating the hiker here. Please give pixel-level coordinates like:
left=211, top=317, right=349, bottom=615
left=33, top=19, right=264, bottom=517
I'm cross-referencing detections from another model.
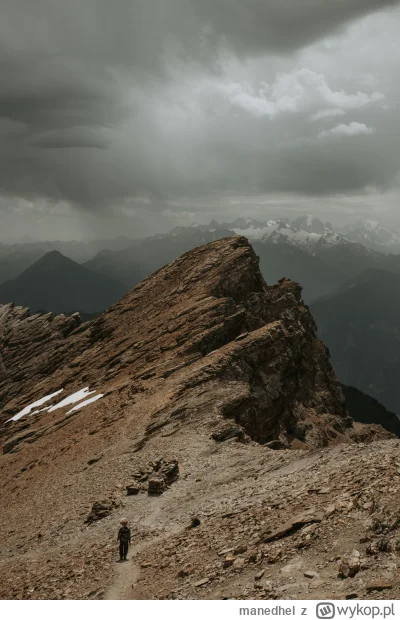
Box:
left=117, top=518, right=131, bottom=561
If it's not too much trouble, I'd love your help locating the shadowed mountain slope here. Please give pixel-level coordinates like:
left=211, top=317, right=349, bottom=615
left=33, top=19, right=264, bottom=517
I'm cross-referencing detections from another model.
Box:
left=311, top=268, right=400, bottom=414
left=0, top=250, right=128, bottom=314
left=342, top=384, right=400, bottom=437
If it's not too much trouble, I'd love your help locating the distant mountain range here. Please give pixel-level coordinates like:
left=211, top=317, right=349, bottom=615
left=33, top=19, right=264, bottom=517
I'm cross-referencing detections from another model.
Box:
left=1, top=216, right=399, bottom=288
left=225, top=216, right=344, bottom=250
left=343, top=219, right=400, bottom=254
left=0, top=237, right=134, bottom=285
left=0, top=250, right=128, bottom=315
left=311, top=268, right=400, bottom=414
left=83, top=216, right=400, bottom=303
left=221, top=215, right=400, bottom=255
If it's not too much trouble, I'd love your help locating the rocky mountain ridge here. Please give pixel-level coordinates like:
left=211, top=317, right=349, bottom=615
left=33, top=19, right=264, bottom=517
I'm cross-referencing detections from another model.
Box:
left=0, top=236, right=398, bottom=601
left=0, top=236, right=350, bottom=449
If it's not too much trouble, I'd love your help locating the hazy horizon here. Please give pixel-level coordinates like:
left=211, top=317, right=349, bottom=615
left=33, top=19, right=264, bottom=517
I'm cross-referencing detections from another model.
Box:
left=1, top=210, right=400, bottom=244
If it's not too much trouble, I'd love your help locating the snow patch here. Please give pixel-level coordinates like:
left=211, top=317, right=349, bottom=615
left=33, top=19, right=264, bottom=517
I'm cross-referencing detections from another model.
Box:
left=67, top=394, right=104, bottom=414
left=7, top=386, right=105, bottom=423
left=47, top=387, right=95, bottom=412
left=7, top=389, right=64, bottom=422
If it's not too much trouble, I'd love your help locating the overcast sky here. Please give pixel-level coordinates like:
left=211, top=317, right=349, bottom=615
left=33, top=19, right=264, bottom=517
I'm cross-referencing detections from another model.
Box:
left=1, top=0, right=400, bottom=240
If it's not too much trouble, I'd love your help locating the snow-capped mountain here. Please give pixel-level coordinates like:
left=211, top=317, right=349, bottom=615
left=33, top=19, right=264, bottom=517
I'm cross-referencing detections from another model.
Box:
left=260, top=222, right=346, bottom=252
left=343, top=219, right=400, bottom=254
left=291, top=215, right=334, bottom=234
left=220, top=217, right=284, bottom=240
left=149, top=221, right=234, bottom=243
left=164, top=216, right=400, bottom=259
left=220, top=216, right=400, bottom=255
left=224, top=216, right=347, bottom=253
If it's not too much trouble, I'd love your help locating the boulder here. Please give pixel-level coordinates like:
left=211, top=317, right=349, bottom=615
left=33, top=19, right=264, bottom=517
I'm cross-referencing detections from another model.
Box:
left=148, top=474, right=167, bottom=495
left=159, top=459, right=179, bottom=484
left=85, top=501, right=116, bottom=524
left=338, top=550, right=361, bottom=579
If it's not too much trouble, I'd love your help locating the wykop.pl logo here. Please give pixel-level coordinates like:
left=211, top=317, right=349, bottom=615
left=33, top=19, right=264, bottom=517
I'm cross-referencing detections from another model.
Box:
left=316, top=603, right=336, bottom=619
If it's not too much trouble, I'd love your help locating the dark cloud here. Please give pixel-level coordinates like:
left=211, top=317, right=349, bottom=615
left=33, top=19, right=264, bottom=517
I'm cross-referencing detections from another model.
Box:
left=0, top=0, right=399, bottom=230
left=192, top=0, right=400, bottom=56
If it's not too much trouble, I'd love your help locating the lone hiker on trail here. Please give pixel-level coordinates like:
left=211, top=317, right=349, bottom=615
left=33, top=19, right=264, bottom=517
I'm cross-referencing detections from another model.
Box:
left=117, top=518, right=131, bottom=561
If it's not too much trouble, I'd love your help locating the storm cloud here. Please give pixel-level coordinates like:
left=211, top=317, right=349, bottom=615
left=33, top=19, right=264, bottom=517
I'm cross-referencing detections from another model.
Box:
left=1, top=0, right=400, bottom=237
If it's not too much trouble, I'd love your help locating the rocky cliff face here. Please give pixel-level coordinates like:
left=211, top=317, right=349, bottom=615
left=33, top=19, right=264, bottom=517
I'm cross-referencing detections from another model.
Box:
left=1, top=236, right=395, bottom=601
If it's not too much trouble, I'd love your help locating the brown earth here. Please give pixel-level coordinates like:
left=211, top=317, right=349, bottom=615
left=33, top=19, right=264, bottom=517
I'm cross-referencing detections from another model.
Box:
left=0, top=236, right=399, bottom=600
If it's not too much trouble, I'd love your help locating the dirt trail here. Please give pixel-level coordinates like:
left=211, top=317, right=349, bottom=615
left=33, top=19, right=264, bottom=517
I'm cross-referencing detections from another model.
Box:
left=105, top=552, right=141, bottom=600
left=105, top=498, right=182, bottom=600
left=105, top=529, right=177, bottom=600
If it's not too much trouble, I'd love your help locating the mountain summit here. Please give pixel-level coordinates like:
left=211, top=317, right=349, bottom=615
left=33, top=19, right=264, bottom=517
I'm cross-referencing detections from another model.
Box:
left=291, top=215, right=334, bottom=234
left=22, top=249, right=77, bottom=274
left=0, top=250, right=127, bottom=314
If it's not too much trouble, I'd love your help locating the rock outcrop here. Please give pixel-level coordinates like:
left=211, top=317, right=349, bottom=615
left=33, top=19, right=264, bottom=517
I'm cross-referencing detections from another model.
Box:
left=0, top=304, right=83, bottom=405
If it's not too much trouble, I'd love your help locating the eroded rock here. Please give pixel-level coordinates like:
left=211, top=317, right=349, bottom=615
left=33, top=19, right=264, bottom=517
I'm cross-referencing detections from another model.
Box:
left=260, top=510, right=324, bottom=543
left=338, top=550, right=361, bottom=579
left=85, top=501, right=118, bottom=524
